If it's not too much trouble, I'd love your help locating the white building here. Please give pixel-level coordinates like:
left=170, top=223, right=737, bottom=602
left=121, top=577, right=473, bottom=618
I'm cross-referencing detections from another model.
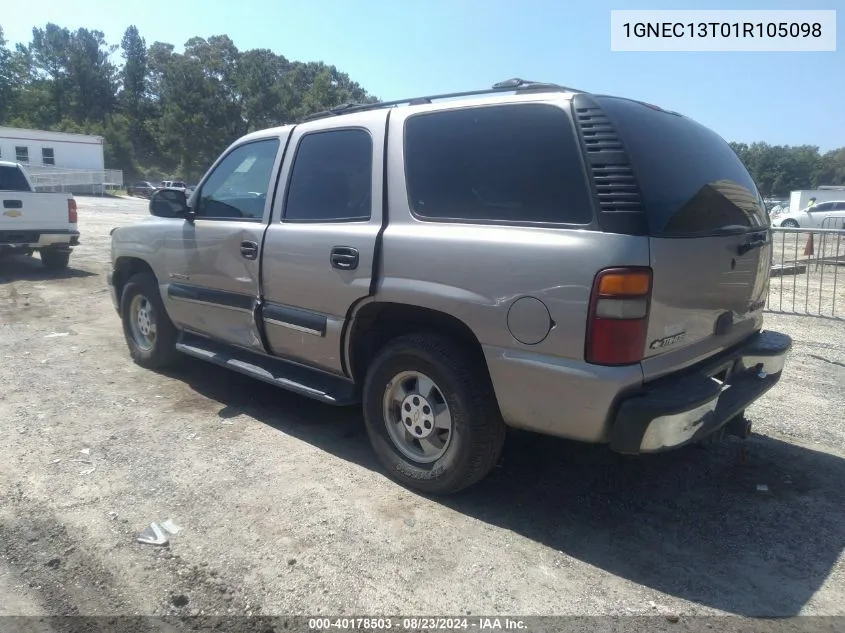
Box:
left=0, top=126, right=122, bottom=193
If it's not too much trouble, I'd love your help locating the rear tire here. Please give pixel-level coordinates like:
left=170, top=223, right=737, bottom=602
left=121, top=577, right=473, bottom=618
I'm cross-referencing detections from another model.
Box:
left=40, top=249, right=71, bottom=271
left=362, top=333, right=506, bottom=495
left=120, top=272, right=179, bottom=369
left=781, top=219, right=799, bottom=228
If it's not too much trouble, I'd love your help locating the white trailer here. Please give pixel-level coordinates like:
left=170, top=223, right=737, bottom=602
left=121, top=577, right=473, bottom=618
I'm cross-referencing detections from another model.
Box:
left=0, top=126, right=122, bottom=194
left=0, top=126, right=104, bottom=170
left=789, top=187, right=845, bottom=212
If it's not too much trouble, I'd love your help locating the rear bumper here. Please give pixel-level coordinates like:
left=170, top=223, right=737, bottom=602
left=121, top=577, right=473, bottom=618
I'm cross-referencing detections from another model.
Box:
left=0, top=229, right=79, bottom=250
left=609, top=330, right=792, bottom=454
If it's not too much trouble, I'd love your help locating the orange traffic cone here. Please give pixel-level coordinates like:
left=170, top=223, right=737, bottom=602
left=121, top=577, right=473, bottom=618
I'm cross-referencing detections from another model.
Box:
left=803, top=233, right=814, bottom=257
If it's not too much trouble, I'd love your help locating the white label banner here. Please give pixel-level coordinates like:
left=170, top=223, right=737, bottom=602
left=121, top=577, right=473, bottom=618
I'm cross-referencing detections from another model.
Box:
left=610, top=10, right=836, bottom=52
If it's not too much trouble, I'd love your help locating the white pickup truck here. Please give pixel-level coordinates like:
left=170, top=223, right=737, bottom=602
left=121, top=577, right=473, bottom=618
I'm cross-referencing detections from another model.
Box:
left=0, top=161, right=79, bottom=270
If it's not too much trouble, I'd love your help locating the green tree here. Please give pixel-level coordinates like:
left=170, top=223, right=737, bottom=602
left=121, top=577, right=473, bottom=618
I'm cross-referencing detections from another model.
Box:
left=120, top=26, right=147, bottom=118
left=65, top=27, right=117, bottom=122
left=0, top=27, right=12, bottom=121
left=816, top=149, right=845, bottom=187
left=28, top=23, right=71, bottom=123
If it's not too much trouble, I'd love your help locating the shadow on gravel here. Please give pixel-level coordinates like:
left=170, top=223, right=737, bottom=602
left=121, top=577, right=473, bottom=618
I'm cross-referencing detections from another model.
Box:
left=167, top=357, right=845, bottom=618
left=0, top=254, right=95, bottom=284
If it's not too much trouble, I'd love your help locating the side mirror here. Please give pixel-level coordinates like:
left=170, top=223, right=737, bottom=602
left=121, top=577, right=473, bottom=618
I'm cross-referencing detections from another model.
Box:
left=150, top=188, right=190, bottom=219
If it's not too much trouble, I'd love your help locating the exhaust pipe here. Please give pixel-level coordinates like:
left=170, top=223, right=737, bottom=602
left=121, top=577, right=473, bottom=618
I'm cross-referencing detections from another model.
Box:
left=726, top=415, right=752, bottom=440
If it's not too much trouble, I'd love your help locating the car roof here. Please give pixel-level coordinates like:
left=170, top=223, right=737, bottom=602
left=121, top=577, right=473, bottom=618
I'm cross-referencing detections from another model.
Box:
left=236, top=79, right=587, bottom=144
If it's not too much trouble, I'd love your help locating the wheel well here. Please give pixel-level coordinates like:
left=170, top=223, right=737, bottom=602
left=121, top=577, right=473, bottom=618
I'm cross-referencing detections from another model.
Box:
left=113, top=257, right=156, bottom=311
left=348, top=302, right=489, bottom=383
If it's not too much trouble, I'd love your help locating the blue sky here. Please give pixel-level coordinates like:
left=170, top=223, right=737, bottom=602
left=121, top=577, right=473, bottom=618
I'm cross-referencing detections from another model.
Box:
left=2, top=0, right=842, bottom=150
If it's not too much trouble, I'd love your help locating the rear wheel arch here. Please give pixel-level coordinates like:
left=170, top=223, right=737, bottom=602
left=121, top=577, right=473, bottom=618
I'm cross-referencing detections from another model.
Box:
left=346, top=301, right=491, bottom=385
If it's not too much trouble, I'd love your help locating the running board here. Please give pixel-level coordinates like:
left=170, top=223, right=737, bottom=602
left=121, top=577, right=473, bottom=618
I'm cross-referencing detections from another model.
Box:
left=175, top=332, right=358, bottom=406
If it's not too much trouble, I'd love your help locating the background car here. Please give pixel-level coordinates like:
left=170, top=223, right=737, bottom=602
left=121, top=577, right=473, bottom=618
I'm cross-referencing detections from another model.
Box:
left=774, top=200, right=845, bottom=228
left=126, top=181, right=159, bottom=198
left=160, top=180, right=188, bottom=191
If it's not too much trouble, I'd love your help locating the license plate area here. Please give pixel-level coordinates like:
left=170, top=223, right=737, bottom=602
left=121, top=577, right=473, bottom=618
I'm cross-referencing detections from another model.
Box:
left=0, top=231, right=38, bottom=244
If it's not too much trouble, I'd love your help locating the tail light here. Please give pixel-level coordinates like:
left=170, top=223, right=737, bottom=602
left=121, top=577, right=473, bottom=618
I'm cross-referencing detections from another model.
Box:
left=68, top=199, right=78, bottom=224
left=585, top=267, right=652, bottom=366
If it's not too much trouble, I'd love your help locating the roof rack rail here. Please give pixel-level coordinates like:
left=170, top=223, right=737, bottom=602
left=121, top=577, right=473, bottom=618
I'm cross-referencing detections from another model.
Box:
left=301, top=78, right=585, bottom=122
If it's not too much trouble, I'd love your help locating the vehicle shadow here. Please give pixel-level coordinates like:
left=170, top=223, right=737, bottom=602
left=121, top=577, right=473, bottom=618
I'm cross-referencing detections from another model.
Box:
left=0, top=254, right=95, bottom=283
left=166, top=357, right=845, bottom=617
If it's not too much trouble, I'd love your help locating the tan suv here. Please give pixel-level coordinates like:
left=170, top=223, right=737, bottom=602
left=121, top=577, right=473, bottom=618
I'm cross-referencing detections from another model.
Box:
left=108, top=79, right=792, bottom=495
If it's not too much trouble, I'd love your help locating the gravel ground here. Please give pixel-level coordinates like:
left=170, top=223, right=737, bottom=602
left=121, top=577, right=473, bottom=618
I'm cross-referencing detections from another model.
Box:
left=1, top=197, right=844, bottom=624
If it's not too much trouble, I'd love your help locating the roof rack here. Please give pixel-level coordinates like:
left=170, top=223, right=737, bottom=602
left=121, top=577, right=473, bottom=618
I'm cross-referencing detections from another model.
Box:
left=301, top=78, right=584, bottom=122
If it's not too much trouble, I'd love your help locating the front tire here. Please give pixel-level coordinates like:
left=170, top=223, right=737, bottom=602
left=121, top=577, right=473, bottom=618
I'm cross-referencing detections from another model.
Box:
left=362, top=333, right=506, bottom=495
left=40, top=249, right=70, bottom=271
left=120, top=272, right=179, bottom=369
left=781, top=219, right=799, bottom=228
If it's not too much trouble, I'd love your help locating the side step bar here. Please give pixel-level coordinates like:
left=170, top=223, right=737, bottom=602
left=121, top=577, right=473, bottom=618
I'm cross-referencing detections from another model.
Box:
left=175, top=332, right=359, bottom=406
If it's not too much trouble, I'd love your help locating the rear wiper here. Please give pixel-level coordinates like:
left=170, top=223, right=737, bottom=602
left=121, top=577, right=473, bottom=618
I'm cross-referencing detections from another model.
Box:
left=711, top=225, right=753, bottom=235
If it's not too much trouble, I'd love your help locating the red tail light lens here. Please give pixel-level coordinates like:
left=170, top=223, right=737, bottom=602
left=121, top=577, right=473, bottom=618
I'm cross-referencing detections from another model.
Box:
left=586, top=267, right=652, bottom=366
left=68, top=199, right=78, bottom=224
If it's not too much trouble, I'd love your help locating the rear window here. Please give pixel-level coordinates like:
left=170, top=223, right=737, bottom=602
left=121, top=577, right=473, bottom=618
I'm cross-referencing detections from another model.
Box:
left=0, top=165, right=31, bottom=191
left=404, top=104, right=593, bottom=225
left=596, top=96, right=769, bottom=236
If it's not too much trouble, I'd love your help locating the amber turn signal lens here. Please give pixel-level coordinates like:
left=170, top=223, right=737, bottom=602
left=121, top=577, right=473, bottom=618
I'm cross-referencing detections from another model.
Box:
left=597, top=272, right=651, bottom=297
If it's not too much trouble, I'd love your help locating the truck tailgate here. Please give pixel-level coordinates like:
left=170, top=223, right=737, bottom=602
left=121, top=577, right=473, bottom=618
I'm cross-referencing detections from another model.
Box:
left=642, top=233, right=770, bottom=381
left=1, top=192, right=74, bottom=232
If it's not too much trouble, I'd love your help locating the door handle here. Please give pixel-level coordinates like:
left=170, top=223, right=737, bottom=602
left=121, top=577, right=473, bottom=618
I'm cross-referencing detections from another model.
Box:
left=330, top=246, right=359, bottom=270
left=240, top=240, right=258, bottom=260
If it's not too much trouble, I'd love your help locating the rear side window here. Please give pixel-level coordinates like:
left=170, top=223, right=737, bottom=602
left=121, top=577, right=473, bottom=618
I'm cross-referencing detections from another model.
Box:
left=404, top=104, right=593, bottom=225
left=595, top=96, right=769, bottom=237
left=0, top=166, right=30, bottom=191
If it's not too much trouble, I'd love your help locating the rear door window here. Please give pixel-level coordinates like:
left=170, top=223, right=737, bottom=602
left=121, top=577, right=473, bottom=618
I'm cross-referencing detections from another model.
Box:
left=404, top=104, right=593, bottom=225
left=283, top=129, right=373, bottom=223
left=595, top=96, right=769, bottom=237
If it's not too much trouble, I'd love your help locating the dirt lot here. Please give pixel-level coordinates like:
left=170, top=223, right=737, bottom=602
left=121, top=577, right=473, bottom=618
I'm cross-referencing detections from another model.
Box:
left=1, top=197, right=844, bottom=623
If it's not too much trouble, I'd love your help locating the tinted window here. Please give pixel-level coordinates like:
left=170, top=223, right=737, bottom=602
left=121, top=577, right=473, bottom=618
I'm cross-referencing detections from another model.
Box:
left=813, top=202, right=833, bottom=211
left=197, top=138, right=280, bottom=220
left=0, top=165, right=31, bottom=191
left=284, top=129, right=372, bottom=222
left=596, top=96, right=769, bottom=237
left=404, top=104, right=592, bottom=225
left=834, top=202, right=845, bottom=211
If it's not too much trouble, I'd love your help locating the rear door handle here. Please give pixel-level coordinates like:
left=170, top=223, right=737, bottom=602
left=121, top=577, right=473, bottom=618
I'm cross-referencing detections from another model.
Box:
left=330, top=246, right=359, bottom=270
left=240, top=240, right=259, bottom=260
left=737, top=233, right=769, bottom=256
